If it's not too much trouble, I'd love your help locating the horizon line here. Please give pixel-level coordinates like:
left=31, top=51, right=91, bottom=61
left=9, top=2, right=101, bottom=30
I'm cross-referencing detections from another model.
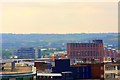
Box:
left=0, top=32, right=119, bottom=34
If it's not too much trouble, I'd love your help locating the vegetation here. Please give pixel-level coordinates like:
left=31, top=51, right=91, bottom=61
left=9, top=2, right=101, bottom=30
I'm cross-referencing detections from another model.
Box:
left=0, top=49, right=12, bottom=58
left=1, top=33, right=118, bottom=49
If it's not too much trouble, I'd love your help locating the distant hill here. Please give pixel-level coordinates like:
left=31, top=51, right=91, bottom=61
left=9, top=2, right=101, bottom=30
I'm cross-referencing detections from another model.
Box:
left=1, top=33, right=119, bottom=49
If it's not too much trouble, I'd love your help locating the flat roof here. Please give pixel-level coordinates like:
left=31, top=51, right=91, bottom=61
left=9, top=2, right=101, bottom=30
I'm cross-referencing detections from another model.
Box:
left=37, top=73, right=62, bottom=76
left=35, top=61, right=50, bottom=63
left=0, top=59, right=14, bottom=63
left=62, top=71, right=72, bottom=74
left=0, top=72, right=36, bottom=78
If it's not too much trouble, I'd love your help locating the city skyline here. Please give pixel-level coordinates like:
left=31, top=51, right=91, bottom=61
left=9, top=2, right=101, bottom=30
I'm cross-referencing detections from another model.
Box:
left=0, top=1, right=118, bottom=34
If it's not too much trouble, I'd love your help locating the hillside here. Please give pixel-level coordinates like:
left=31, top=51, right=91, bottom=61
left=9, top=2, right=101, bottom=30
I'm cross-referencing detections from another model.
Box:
left=1, top=33, right=119, bottom=49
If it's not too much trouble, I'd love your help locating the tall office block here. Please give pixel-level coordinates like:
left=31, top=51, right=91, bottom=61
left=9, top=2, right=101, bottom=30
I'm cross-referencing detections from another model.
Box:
left=67, top=40, right=104, bottom=62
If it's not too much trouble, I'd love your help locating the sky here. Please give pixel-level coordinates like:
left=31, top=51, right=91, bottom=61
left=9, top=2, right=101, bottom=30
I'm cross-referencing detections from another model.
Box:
left=0, top=0, right=118, bottom=34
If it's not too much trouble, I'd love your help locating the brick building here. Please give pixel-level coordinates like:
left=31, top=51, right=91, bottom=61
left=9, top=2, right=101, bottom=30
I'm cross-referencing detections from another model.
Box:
left=103, top=48, right=117, bottom=62
left=67, top=40, right=104, bottom=62
left=34, top=61, right=51, bottom=73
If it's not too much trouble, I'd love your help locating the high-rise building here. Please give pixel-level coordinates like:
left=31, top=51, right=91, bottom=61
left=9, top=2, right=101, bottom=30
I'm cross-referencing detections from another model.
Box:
left=67, top=40, right=104, bottom=62
left=14, top=47, right=41, bottom=59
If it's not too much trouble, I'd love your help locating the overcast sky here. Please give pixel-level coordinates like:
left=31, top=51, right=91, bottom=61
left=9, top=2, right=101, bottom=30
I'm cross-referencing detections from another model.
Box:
left=0, top=0, right=118, bottom=34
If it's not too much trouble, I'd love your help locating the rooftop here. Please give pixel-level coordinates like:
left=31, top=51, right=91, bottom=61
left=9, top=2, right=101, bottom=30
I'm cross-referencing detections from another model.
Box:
left=37, top=73, right=62, bottom=77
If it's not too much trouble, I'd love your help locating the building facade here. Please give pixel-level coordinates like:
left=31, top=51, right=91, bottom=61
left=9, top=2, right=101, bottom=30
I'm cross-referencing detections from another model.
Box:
left=14, top=47, right=41, bottom=59
left=104, top=63, right=120, bottom=79
left=67, top=40, right=104, bottom=62
left=103, top=48, right=117, bottom=62
left=34, top=61, right=51, bottom=73
left=52, top=59, right=91, bottom=79
left=52, top=59, right=120, bottom=80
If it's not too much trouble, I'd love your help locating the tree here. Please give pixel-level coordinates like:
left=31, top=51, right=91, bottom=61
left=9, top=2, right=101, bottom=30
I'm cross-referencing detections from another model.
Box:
left=0, top=50, right=12, bottom=59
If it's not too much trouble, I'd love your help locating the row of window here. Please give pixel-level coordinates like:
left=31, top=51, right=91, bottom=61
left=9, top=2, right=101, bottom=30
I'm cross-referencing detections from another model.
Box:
left=105, top=66, right=120, bottom=70
left=105, top=53, right=115, bottom=57
left=70, top=51, right=99, bottom=54
left=69, top=48, right=100, bottom=50
left=17, top=50, right=35, bottom=51
left=105, top=73, right=115, bottom=78
left=69, top=43, right=102, bottom=48
left=70, top=52, right=100, bottom=57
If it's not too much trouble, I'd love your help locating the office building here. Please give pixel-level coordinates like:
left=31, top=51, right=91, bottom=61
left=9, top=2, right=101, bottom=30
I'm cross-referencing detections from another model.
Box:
left=14, top=47, right=41, bottom=59
left=67, top=40, right=104, bottom=62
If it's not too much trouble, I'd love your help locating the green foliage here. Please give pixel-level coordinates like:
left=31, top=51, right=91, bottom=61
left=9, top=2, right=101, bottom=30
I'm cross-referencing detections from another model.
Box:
left=41, top=48, right=57, bottom=56
left=1, top=33, right=118, bottom=49
left=0, top=50, right=12, bottom=59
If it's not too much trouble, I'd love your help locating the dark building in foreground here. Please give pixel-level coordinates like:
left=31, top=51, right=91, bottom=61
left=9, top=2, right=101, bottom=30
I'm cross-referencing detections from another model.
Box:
left=67, top=40, right=104, bottom=62
left=14, top=47, right=41, bottom=59
left=52, top=59, right=91, bottom=79
left=52, top=59, right=120, bottom=80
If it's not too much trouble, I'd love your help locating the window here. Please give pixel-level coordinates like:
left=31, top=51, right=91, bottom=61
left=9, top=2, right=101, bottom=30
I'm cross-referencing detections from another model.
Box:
left=111, top=73, right=115, bottom=78
left=93, top=44, right=95, bottom=47
left=101, top=67, right=104, bottom=70
left=117, top=66, right=120, bottom=70
left=91, top=44, right=92, bottom=47
left=101, top=75, right=104, bottom=78
left=88, top=52, right=89, bottom=56
left=83, top=67, right=84, bottom=72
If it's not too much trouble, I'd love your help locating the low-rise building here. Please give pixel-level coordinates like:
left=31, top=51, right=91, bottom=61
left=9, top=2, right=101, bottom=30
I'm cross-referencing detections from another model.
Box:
left=52, top=59, right=91, bottom=79
left=104, top=63, right=120, bottom=79
left=0, top=61, right=36, bottom=80
left=14, top=47, right=41, bottom=59
left=52, top=59, right=120, bottom=80
left=34, top=61, right=51, bottom=73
